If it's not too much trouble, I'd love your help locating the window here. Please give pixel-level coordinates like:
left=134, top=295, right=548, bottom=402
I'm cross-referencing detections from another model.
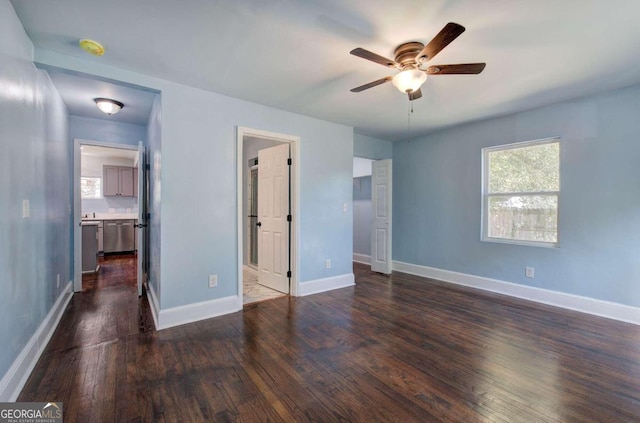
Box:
left=81, top=177, right=102, bottom=199
left=482, top=138, right=560, bottom=247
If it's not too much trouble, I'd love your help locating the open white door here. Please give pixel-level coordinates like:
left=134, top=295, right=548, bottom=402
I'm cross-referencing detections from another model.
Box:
left=257, top=143, right=290, bottom=293
left=136, top=141, right=147, bottom=296
left=371, top=159, right=392, bottom=274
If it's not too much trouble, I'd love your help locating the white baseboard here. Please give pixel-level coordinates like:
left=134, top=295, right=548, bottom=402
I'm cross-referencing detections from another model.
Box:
left=0, top=281, right=73, bottom=401
left=299, top=273, right=355, bottom=296
left=353, top=253, right=371, bottom=265
left=393, top=260, right=640, bottom=325
left=155, top=295, right=242, bottom=330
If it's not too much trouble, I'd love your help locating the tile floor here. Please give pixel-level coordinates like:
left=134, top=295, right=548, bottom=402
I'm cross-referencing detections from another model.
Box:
left=243, top=267, right=286, bottom=304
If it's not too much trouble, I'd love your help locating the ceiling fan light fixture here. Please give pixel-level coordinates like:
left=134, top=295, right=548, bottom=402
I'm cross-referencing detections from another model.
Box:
left=392, top=69, right=427, bottom=94
left=94, top=98, right=124, bottom=115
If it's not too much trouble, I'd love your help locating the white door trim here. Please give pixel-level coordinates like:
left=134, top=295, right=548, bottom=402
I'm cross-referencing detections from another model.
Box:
left=73, top=139, right=139, bottom=293
left=236, top=127, right=300, bottom=303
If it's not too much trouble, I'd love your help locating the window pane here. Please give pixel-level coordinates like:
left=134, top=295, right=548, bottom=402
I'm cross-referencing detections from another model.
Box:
left=81, top=177, right=101, bottom=199
left=487, top=195, right=558, bottom=243
left=488, top=142, right=559, bottom=193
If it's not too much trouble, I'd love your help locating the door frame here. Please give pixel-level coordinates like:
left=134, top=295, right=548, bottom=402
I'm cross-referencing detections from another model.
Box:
left=73, top=138, right=140, bottom=293
left=247, top=164, right=259, bottom=270
left=236, top=127, right=300, bottom=302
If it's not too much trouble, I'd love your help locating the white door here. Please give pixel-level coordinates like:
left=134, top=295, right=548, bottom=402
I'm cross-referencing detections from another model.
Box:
left=257, top=143, right=290, bottom=293
left=371, top=159, right=392, bottom=274
left=136, top=141, right=147, bottom=296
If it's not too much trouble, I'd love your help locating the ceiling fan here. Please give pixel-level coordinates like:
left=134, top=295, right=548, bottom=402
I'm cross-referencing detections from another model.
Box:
left=350, top=22, right=486, bottom=101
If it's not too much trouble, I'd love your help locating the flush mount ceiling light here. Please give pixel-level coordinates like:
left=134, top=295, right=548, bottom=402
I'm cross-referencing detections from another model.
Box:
left=94, top=98, right=124, bottom=115
left=79, top=39, right=105, bottom=56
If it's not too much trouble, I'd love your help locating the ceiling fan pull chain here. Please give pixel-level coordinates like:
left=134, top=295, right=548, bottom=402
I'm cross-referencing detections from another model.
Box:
left=407, top=101, right=411, bottom=142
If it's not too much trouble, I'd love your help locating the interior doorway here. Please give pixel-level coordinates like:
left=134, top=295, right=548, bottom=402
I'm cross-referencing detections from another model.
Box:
left=237, top=127, right=300, bottom=305
left=353, top=157, right=374, bottom=265
left=352, top=157, right=392, bottom=274
left=73, top=140, right=148, bottom=295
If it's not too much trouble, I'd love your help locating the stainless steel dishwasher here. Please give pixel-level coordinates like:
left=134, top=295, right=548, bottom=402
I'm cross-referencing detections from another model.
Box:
left=103, top=220, right=135, bottom=253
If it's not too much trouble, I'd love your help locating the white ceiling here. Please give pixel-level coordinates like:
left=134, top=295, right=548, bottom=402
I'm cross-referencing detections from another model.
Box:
left=12, top=0, right=640, bottom=140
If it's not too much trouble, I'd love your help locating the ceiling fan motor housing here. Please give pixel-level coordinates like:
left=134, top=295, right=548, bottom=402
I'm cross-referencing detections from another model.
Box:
left=394, top=42, right=424, bottom=69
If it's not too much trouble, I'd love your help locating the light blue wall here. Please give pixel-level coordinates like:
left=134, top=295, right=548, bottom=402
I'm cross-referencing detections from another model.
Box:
left=354, top=133, right=393, bottom=159
left=36, top=48, right=354, bottom=310
left=0, top=0, right=71, bottom=386
left=393, top=86, right=640, bottom=307
left=146, top=94, right=161, bottom=303
left=353, top=176, right=372, bottom=256
left=69, top=115, right=146, bottom=146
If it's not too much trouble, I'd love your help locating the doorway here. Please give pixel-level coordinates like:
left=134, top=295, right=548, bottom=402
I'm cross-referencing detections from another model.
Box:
left=237, top=127, right=300, bottom=305
left=73, top=140, right=148, bottom=295
left=352, top=157, right=392, bottom=274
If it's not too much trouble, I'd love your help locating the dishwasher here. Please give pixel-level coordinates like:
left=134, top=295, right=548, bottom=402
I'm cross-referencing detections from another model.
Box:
left=103, top=220, right=135, bottom=253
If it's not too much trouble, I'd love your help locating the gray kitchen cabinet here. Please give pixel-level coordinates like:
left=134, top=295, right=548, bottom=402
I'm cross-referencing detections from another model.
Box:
left=97, top=220, right=104, bottom=253
left=103, top=165, right=135, bottom=197
left=103, top=166, right=120, bottom=196
left=82, top=223, right=98, bottom=272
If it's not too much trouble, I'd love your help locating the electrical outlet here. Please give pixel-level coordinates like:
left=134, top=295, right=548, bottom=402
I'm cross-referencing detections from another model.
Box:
left=208, top=274, right=218, bottom=288
left=342, top=202, right=348, bottom=213
left=56, top=274, right=60, bottom=289
left=325, top=259, right=331, bottom=269
left=525, top=267, right=535, bottom=278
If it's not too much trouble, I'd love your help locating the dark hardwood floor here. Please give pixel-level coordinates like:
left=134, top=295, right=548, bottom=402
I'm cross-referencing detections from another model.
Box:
left=19, top=262, right=640, bottom=422
left=82, top=253, right=137, bottom=291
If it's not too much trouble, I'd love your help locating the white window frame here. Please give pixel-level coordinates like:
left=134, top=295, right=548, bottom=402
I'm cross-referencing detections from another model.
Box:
left=481, top=137, right=560, bottom=248
left=80, top=176, right=102, bottom=199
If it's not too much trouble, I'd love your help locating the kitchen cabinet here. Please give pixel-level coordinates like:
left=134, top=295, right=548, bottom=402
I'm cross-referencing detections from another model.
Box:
left=97, top=220, right=104, bottom=253
left=82, top=223, right=98, bottom=272
left=103, top=166, right=135, bottom=197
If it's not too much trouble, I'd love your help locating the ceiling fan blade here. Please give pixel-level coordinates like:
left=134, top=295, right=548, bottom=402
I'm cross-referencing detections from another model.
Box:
left=416, top=22, right=466, bottom=62
left=350, top=76, right=393, bottom=92
left=426, top=63, right=486, bottom=75
left=350, top=48, right=397, bottom=68
left=408, top=89, right=422, bottom=101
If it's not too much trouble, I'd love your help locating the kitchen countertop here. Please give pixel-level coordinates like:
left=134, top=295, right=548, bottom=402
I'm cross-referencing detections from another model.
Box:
left=82, top=213, right=138, bottom=221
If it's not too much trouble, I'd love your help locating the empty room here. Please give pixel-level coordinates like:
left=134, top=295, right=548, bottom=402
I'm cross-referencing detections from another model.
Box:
left=1, top=0, right=639, bottom=421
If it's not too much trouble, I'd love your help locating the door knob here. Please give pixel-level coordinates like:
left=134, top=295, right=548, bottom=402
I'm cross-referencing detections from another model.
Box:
left=256, top=222, right=262, bottom=227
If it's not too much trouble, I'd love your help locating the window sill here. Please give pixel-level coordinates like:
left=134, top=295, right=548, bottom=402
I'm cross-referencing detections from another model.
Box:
left=482, top=237, right=559, bottom=249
